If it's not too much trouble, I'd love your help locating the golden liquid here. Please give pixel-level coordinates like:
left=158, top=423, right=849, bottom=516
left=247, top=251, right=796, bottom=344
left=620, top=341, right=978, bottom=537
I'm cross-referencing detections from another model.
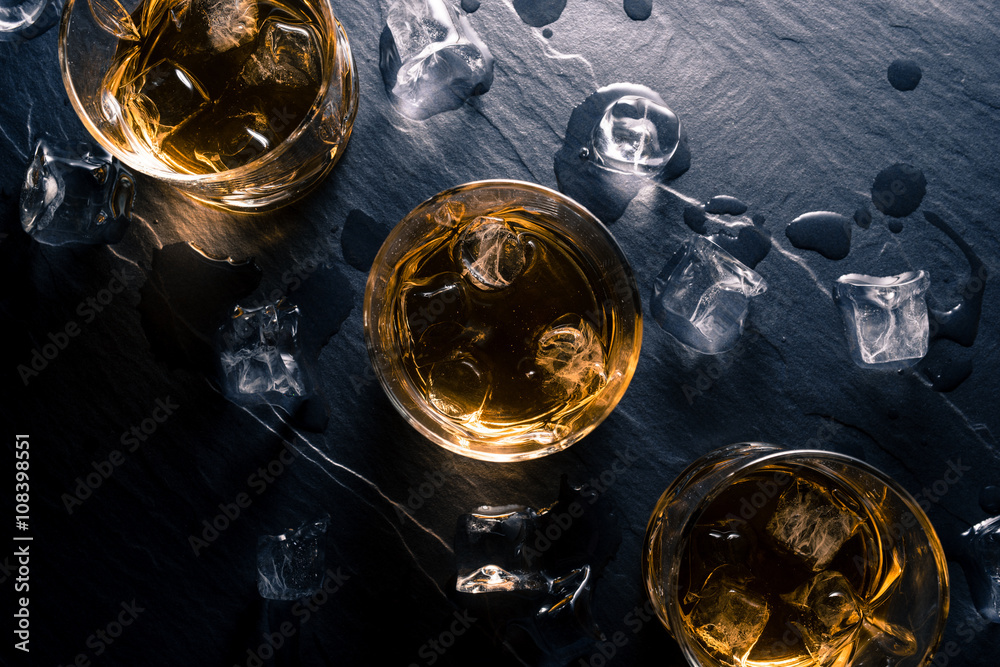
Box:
left=101, top=0, right=328, bottom=174
left=388, top=209, right=616, bottom=441
left=674, top=465, right=915, bottom=667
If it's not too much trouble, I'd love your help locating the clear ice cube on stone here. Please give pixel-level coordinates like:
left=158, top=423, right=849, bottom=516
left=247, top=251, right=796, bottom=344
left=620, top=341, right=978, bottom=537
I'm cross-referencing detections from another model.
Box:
left=960, top=515, right=1000, bottom=623
left=257, top=516, right=329, bottom=600
left=523, top=566, right=603, bottom=661
left=379, top=0, right=494, bottom=120
left=20, top=137, right=136, bottom=246
left=834, top=271, right=930, bottom=369
left=458, top=216, right=527, bottom=290
left=766, top=479, right=862, bottom=571
left=686, top=567, right=769, bottom=659
left=590, top=95, right=681, bottom=175
left=0, top=0, right=61, bottom=42
left=219, top=299, right=310, bottom=406
left=651, top=235, right=767, bottom=354
left=455, top=507, right=547, bottom=593
left=240, top=18, right=321, bottom=89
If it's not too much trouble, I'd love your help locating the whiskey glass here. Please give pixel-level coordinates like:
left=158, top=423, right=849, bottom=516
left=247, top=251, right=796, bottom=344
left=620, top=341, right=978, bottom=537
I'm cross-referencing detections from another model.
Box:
left=59, top=0, right=358, bottom=211
left=643, top=443, right=949, bottom=667
left=364, top=180, right=643, bottom=462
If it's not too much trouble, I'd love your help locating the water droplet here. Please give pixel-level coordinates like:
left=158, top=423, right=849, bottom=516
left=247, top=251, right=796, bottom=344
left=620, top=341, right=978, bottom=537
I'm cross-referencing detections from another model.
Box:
left=888, top=59, right=922, bottom=91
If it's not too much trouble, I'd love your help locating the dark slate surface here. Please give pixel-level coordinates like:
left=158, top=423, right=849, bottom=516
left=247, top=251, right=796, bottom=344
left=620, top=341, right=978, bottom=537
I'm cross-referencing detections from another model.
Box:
left=2, top=0, right=999, bottom=665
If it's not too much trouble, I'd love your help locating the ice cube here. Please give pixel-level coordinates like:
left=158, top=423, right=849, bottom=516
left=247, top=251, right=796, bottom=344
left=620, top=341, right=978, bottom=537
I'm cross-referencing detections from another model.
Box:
left=766, top=479, right=862, bottom=571
left=403, top=272, right=467, bottom=341
left=782, top=570, right=863, bottom=664
left=590, top=95, right=681, bottom=175
left=522, top=566, right=603, bottom=662
left=379, top=0, right=494, bottom=120
left=855, top=614, right=918, bottom=660
left=20, top=137, right=135, bottom=246
left=240, top=18, right=321, bottom=89
left=685, top=567, right=769, bottom=659
left=783, top=571, right=863, bottom=634
left=427, top=352, right=490, bottom=420
left=834, top=271, right=930, bottom=369
left=194, top=0, right=257, bottom=52
left=692, top=518, right=757, bottom=571
left=192, top=107, right=279, bottom=171
left=455, top=507, right=547, bottom=593
left=0, top=0, right=61, bottom=42
left=257, top=516, right=329, bottom=600
left=218, top=299, right=311, bottom=407
left=122, top=59, right=211, bottom=147
left=651, top=235, right=767, bottom=354
left=960, top=515, right=1000, bottom=623
left=534, top=316, right=607, bottom=402
left=458, top=216, right=527, bottom=290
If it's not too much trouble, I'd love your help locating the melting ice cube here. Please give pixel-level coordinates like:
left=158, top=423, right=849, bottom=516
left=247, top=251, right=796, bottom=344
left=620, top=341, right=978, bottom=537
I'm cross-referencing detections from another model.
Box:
left=20, top=137, right=135, bottom=246
left=590, top=95, right=681, bottom=175
left=455, top=507, right=547, bottom=593
left=458, top=216, right=527, bottom=290
left=534, top=316, right=607, bottom=402
left=240, top=18, right=321, bottom=89
left=514, top=566, right=604, bottom=663
left=960, top=515, right=1000, bottom=623
left=651, top=235, right=767, bottom=354
left=686, top=566, right=770, bottom=659
left=834, top=271, right=930, bottom=369
left=379, top=0, right=494, bottom=120
left=0, top=0, right=61, bottom=42
left=766, top=479, right=862, bottom=571
left=257, top=515, right=329, bottom=600
left=218, top=299, right=311, bottom=407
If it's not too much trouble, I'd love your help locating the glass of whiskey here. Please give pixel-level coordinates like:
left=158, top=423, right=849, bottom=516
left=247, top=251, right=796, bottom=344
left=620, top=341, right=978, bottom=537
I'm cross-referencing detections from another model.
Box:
left=59, top=0, right=358, bottom=210
left=364, top=180, right=643, bottom=462
left=643, top=443, right=949, bottom=667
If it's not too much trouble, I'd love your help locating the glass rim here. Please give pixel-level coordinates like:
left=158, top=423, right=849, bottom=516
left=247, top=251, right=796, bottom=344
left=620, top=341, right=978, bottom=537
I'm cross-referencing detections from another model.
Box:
left=57, top=0, right=355, bottom=184
left=654, top=442, right=950, bottom=667
left=362, top=178, right=644, bottom=462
